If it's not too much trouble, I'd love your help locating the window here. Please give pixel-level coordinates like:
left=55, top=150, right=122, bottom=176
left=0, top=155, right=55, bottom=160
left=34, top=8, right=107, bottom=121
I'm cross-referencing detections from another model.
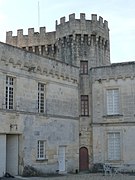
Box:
left=6, top=76, right=14, bottom=109
left=107, top=89, right=119, bottom=115
left=80, top=61, right=88, bottom=74
left=38, top=83, right=45, bottom=113
left=37, top=140, right=45, bottom=159
left=81, top=95, right=89, bottom=116
left=107, top=132, right=120, bottom=161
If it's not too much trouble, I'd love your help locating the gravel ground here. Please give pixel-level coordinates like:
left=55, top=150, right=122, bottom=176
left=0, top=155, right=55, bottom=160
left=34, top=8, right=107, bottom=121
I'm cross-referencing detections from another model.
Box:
left=1, top=173, right=135, bottom=180
left=5, top=173, right=135, bottom=180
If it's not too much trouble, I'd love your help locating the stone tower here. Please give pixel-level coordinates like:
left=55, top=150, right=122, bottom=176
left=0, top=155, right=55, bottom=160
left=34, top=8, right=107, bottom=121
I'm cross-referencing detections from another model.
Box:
left=6, top=13, right=110, bottom=170
left=55, top=13, right=110, bottom=67
left=6, top=13, right=110, bottom=67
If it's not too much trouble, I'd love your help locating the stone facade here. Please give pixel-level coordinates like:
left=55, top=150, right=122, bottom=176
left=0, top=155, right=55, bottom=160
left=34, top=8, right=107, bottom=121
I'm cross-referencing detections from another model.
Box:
left=1, top=12, right=135, bottom=176
left=0, top=42, right=79, bottom=176
left=91, top=62, right=135, bottom=168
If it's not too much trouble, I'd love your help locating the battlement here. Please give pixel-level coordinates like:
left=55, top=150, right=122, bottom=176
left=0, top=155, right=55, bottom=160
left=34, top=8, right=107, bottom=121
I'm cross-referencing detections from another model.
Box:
left=6, top=13, right=109, bottom=48
left=6, top=26, right=55, bottom=48
left=6, top=27, right=46, bottom=38
left=6, top=13, right=110, bottom=67
left=56, top=13, right=108, bottom=29
left=55, top=13, right=109, bottom=40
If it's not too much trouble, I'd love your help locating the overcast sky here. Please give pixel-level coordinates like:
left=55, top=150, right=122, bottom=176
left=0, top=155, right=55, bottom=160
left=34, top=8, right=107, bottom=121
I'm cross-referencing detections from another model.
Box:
left=0, top=0, right=135, bottom=63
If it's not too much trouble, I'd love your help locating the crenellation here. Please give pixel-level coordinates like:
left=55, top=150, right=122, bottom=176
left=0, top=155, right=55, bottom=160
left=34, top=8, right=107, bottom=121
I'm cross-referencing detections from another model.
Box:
left=6, top=31, right=13, bottom=37
left=28, top=28, right=34, bottom=36
left=104, top=20, right=108, bottom=29
left=55, top=20, right=58, bottom=30
left=40, top=27, right=46, bottom=34
left=99, top=16, right=103, bottom=26
left=17, top=29, right=23, bottom=36
left=60, top=16, right=66, bottom=24
left=80, top=13, right=86, bottom=20
left=91, top=14, right=97, bottom=21
left=6, top=13, right=109, bottom=66
left=69, top=13, right=75, bottom=21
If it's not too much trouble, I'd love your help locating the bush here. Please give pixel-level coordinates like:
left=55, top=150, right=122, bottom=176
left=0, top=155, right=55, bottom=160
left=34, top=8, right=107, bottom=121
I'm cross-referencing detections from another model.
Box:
left=23, top=165, right=41, bottom=177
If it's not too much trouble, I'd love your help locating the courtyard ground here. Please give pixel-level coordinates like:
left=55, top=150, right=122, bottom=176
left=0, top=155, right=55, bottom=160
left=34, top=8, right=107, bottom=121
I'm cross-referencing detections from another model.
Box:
left=1, top=173, right=135, bottom=180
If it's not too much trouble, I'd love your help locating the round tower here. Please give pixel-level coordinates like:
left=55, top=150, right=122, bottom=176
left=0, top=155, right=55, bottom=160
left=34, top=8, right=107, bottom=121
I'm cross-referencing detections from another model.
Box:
left=55, top=13, right=110, bottom=68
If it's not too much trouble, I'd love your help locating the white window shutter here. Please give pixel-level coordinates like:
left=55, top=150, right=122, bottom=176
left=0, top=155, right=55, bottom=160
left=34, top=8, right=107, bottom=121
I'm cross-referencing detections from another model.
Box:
left=107, top=89, right=119, bottom=115
left=107, top=132, right=120, bottom=160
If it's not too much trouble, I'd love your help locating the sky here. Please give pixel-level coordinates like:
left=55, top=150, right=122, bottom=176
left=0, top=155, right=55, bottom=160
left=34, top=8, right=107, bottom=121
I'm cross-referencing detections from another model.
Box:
left=0, top=0, right=135, bottom=63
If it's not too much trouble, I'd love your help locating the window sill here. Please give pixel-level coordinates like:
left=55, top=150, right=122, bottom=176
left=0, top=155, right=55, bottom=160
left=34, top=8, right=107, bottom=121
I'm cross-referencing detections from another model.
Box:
left=80, top=73, right=88, bottom=75
left=36, top=158, right=48, bottom=162
left=106, top=160, right=123, bottom=164
left=80, top=115, right=90, bottom=117
left=103, top=114, right=123, bottom=118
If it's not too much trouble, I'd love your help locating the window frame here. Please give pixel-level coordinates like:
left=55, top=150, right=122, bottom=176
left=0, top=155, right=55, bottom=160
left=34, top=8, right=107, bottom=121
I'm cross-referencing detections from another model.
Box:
left=81, top=95, right=89, bottom=116
left=37, top=140, right=46, bottom=160
left=80, top=61, right=88, bottom=75
left=107, top=131, right=121, bottom=161
left=38, top=83, right=45, bottom=113
left=106, top=89, right=120, bottom=115
left=5, top=76, right=14, bottom=110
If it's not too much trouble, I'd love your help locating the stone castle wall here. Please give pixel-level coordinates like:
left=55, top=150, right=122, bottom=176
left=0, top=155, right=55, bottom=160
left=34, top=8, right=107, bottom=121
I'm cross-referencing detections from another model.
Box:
left=0, top=42, right=79, bottom=175
left=91, top=62, right=135, bottom=165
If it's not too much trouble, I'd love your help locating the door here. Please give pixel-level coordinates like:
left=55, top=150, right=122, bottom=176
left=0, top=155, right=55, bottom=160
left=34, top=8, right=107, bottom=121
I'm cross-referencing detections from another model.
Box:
left=0, top=135, right=6, bottom=177
left=6, top=135, right=18, bottom=175
left=58, top=146, right=66, bottom=172
left=79, top=147, right=89, bottom=171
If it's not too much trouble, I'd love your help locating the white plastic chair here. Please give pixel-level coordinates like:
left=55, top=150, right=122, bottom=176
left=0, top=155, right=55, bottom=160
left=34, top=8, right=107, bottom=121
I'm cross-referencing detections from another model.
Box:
left=103, top=164, right=112, bottom=176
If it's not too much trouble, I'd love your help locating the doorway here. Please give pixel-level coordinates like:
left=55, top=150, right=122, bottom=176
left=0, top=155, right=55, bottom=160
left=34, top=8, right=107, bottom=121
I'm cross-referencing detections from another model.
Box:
left=6, top=135, right=19, bottom=175
left=79, top=147, right=89, bottom=171
left=58, top=146, right=66, bottom=173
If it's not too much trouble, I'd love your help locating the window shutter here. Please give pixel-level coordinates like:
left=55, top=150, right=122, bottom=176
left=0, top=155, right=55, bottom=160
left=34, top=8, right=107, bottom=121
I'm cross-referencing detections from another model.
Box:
left=107, top=89, right=119, bottom=115
left=108, top=132, right=120, bottom=160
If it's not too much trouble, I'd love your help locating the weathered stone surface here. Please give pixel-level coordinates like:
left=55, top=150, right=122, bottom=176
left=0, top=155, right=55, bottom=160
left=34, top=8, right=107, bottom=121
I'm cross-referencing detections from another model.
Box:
left=0, top=42, right=79, bottom=176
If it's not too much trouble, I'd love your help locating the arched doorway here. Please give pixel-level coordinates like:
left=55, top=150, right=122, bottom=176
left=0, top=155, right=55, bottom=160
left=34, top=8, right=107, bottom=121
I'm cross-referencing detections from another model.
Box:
left=79, top=147, right=89, bottom=171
